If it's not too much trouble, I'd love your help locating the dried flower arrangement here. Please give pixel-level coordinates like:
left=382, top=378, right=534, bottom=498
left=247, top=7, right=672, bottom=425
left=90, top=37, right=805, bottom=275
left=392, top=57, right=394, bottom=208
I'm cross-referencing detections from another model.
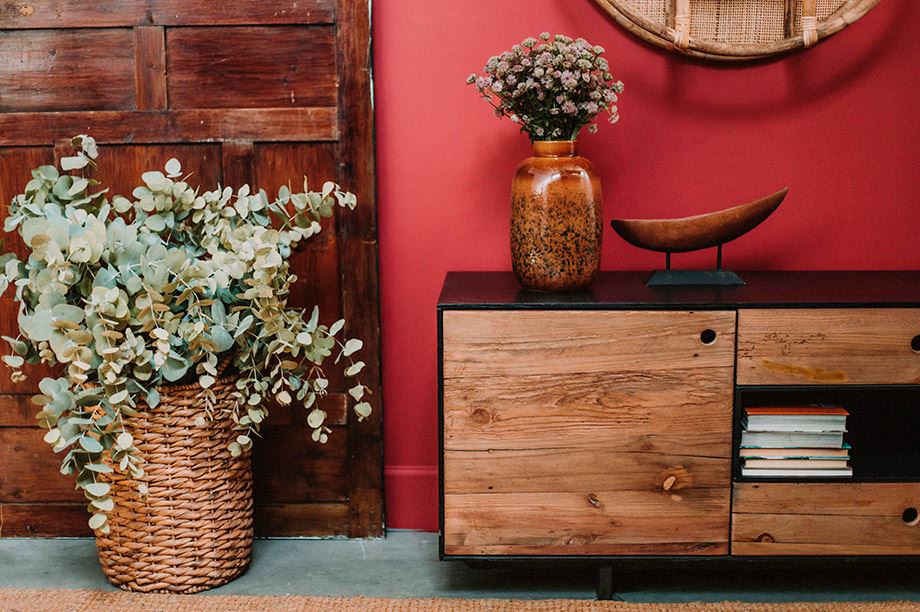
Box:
left=467, top=32, right=624, bottom=141
left=0, top=135, right=371, bottom=532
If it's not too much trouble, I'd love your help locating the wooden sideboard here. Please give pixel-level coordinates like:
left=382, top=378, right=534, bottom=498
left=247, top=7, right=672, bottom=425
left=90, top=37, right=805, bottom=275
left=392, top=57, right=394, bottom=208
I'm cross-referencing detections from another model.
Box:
left=438, top=271, right=920, bottom=596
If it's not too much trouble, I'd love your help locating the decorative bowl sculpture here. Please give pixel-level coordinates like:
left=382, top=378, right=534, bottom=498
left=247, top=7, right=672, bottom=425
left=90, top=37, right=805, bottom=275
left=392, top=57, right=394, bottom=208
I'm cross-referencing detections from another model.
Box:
left=611, top=187, right=788, bottom=286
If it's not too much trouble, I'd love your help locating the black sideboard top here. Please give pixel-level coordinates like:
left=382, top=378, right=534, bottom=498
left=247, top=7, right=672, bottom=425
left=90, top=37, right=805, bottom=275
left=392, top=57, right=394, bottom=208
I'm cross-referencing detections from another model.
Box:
left=438, top=271, right=920, bottom=310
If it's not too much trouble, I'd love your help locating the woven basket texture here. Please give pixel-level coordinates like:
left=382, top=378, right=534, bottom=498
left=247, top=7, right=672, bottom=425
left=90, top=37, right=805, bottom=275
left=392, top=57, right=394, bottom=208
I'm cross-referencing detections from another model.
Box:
left=624, top=0, right=844, bottom=43
left=93, top=371, right=253, bottom=594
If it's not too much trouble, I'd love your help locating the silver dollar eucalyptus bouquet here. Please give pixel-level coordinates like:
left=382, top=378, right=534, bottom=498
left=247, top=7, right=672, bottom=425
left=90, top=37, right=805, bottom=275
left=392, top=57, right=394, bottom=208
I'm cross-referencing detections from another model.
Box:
left=0, top=135, right=372, bottom=532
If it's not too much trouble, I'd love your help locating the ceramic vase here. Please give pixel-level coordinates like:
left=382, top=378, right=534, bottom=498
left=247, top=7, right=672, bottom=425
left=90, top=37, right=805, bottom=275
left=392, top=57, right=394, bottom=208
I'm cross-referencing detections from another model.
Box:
left=510, top=140, right=602, bottom=292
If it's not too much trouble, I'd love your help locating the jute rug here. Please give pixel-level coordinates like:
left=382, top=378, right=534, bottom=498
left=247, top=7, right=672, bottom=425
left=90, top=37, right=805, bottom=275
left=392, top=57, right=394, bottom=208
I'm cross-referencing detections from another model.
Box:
left=0, top=590, right=918, bottom=612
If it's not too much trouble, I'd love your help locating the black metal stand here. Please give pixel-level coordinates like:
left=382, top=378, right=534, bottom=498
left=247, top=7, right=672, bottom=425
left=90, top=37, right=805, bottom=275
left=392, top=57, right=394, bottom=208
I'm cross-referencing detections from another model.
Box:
left=647, top=244, right=745, bottom=287
left=596, top=565, right=617, bottom=600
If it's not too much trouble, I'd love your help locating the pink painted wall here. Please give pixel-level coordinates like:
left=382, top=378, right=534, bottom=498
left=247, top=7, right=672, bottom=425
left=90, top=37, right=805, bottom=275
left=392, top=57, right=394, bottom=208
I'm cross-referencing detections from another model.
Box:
left=373, top=1, right=920, bottom=531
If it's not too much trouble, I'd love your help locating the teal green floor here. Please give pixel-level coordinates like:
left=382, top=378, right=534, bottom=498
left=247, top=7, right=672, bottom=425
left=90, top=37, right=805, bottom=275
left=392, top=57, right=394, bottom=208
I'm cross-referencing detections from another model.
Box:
left=0, top=531, right=918, bottom=602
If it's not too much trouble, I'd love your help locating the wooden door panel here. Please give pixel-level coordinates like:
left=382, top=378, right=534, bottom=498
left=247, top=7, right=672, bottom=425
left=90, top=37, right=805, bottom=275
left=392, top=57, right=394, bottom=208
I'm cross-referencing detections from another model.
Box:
left=442, top=310, right=735, bottom=556
left=166, top=26, right=337, bottom=109
left=0, top=30, right=135, bottom=112
left=0, top=0, right=380, bottom=537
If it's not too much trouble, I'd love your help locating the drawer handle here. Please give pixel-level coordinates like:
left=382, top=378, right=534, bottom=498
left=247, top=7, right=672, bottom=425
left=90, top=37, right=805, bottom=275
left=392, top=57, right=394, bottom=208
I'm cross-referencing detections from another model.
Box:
left=911, top=335, right=920, bottom=353
left=699, top=329, right=717, bottom=345
left=903, top=507, right=919, bottom=526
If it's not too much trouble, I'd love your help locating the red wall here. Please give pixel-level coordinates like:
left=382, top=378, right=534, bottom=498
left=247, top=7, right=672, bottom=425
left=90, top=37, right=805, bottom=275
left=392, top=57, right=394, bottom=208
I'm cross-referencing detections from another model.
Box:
left=374, top=1, right=920, bottom=531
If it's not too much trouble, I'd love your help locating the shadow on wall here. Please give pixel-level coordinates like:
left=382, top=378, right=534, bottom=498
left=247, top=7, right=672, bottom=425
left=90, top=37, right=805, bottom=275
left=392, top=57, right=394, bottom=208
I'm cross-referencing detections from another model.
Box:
left=613, top=0, right=914, bottom=118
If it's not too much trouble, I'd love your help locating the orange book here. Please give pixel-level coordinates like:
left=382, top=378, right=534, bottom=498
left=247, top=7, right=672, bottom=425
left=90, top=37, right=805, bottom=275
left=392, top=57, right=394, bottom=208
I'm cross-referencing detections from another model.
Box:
left=745, top=406, right=848, bottom=416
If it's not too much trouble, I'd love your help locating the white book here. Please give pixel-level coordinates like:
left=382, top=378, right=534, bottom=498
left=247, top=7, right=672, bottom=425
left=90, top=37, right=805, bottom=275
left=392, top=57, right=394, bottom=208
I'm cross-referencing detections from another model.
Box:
left=741, top=467, right=853, bottom=477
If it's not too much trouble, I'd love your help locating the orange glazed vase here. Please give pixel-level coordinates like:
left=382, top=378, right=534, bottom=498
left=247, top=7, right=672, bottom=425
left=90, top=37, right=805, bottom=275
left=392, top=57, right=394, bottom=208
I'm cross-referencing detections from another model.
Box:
left=511, top=140, right=603, bottom=292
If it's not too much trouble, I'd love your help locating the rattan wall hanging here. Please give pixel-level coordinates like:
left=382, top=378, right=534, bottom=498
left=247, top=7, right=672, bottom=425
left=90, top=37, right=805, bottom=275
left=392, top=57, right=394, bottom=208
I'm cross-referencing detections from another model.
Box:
left=594, top=0, right=880, bottom=61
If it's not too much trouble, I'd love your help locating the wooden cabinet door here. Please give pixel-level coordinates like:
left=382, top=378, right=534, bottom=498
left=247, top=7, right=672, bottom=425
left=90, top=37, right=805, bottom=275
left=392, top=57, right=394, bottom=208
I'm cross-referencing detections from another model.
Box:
left=441, top=310, right=736, bottom=556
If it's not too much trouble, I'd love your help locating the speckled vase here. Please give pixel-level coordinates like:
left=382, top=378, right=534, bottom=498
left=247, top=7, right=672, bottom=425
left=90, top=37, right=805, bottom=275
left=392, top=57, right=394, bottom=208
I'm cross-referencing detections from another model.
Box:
left=510, top=140, right=602, bottom=292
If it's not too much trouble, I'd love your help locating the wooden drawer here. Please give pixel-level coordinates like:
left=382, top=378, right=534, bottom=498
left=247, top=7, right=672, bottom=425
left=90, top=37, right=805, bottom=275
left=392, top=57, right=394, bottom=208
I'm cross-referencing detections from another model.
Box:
left=732, top=483, right=920, bottom=555
left=442, top=310, right=736, bottom=556
left=737, top=308, right=920, bottom=385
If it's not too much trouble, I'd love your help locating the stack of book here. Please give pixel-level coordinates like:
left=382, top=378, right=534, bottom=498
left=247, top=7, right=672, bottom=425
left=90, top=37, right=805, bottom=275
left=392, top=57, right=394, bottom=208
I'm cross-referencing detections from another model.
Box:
left=740, top=406, right=852, bottom=477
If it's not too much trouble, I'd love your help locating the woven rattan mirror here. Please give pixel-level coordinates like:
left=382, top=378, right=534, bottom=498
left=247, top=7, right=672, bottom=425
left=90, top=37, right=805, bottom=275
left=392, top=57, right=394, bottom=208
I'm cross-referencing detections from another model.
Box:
left=594, top=0, right=879, bottom=61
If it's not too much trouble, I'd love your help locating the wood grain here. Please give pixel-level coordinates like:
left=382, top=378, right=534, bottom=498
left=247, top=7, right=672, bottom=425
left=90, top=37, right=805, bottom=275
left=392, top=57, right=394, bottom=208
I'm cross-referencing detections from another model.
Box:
left=444, top=491, right=729, bottom=556
left=0, top=29, right=135, bottom=112
left=253, top=502, right=349, bottom=537
left=133, top=26, right=167, bottom=110
left=443, top=310, right=736, bottom=378
left=737, top=308, right=920, bottom=385
left=444, top=370, right=734, bottom=455
left=0, top=394, right=38, bottom=426
left=0, top=1, right=335, bottom=28
left=444, top=448, right=728, bottom=494
left=335, top=0, right=382, bottom=538
left=166, top=26, right=336, bottom=109
left=252, top=426, right=348, bottom=503
left=732, top=483, right=920, bottom=555
left=0, top=108, right=338, bottom=146
left=92, top=143, right=222, bottom=199
left=0, top=503, right=91, bottom=537
left=0, top=148, right=62, bottom=394
left=442, top=310, right=735, bottom=555
left=0, top=428, right=83, bottom=502
left=220, top=141, right=254, bottom=188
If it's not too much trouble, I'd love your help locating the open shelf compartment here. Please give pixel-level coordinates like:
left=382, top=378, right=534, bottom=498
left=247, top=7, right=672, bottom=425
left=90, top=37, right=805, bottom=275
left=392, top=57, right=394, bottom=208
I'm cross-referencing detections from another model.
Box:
left=734, top=386, right=920, bottom=483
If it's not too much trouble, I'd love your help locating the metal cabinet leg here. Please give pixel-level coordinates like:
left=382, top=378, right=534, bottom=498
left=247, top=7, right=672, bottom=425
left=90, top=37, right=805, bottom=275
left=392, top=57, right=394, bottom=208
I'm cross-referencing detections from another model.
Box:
left=596, top=565, right=616, bottom=600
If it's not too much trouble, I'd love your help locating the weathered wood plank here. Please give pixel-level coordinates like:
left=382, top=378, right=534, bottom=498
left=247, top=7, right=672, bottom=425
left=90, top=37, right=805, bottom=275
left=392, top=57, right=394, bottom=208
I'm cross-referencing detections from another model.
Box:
left=732, top=514, right=920, bottom=556
left=0, top=1, right=335, bottom=28
left=444, top=491, right=729, bottom=556
left=0, top=428, right=83, bottom=502
left=252, top=426, right=349, bottom=504
left=336, top=0, right=381, bottom=539
left=737, top=308, right=920, bottom=385
left=444, top=370, right=734, bottom=454
left=733, top=482, right=920, bottom=515
left=0, top=395, right=37, bottom=427
left=220, top=141, right=254, bottom=188
left=0, top=29, right=135, bottom=112
left=732, top=483, right=920, bottom=555
left=253, top=502, right=349, bottom=537
left=91, top=143, right=222, bottom=198
left=0, top=147, right=62, bottom=394
left=166, top=26, right=337, bottom=109
left=443, top=310, right=737, bottom=378
left=0, top=108, right=338, bottom=146
left=0, top=503, right=91, bottom=537
left=444, top=447, right=728, bottom=494
left=260, top=393, right=347, bottom=428
left=134, top=26, right=167, bottom=110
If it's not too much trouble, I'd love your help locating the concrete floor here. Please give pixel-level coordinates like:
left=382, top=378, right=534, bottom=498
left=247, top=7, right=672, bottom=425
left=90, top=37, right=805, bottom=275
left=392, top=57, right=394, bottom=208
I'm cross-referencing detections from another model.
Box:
left=1, top=531, right=919, bottom=602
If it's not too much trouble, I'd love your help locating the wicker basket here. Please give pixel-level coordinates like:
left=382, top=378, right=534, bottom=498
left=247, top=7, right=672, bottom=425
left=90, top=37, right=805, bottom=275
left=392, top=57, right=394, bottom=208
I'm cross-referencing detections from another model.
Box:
left=594, top=0, right=879, bottom=61
left=94, top=371, right=253, bottom=594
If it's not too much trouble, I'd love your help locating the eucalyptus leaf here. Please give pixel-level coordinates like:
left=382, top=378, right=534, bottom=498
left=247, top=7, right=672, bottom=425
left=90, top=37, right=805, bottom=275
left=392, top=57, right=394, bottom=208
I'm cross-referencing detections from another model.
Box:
left=84, top=482, right=110, bottom=497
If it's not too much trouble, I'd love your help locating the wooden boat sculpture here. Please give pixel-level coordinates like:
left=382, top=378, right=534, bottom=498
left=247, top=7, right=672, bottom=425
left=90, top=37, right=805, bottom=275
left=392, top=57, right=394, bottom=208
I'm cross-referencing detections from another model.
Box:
left=610, top=187, right=788, bottom=253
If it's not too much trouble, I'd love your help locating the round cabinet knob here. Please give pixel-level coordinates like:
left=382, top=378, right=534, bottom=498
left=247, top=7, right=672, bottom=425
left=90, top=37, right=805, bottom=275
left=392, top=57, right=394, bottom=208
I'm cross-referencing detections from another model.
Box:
left=902, top=507, right=919, bottom=526
left=699, top=329, right=717, bottom=345
left=911, top=335, right=920, bottom=353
